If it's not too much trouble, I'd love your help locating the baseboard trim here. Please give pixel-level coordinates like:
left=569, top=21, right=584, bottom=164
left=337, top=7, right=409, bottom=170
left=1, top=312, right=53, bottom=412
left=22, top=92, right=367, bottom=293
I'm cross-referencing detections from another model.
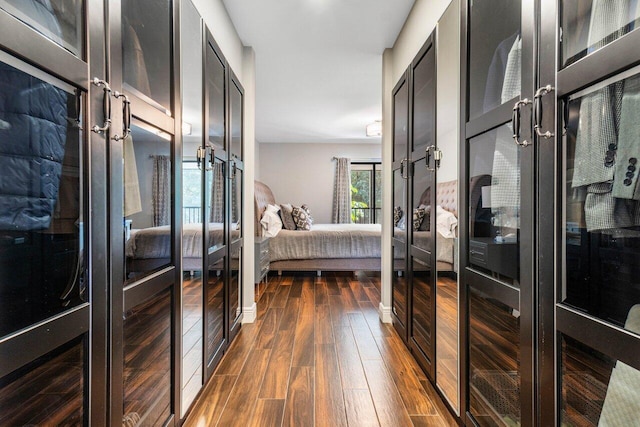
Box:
left=378, top=302, right=392, bottom=323
left=242, top=302, right=257, bottom=323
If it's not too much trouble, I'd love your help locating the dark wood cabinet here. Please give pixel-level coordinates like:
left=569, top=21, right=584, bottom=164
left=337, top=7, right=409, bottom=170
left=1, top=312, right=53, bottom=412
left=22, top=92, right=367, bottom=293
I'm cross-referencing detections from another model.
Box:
left=391, top=32, right=438, bottom=381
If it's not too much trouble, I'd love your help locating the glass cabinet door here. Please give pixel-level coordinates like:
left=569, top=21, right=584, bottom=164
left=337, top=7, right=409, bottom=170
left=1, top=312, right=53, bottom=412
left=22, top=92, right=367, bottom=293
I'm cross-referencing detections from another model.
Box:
left=207, top=39, right=226, bottom=152
left=121, top=0, right=172, bottom=112
left=557, top=62, right=640, bottom=427
left=0, top=51, right=88, bottom=426
left=468, top=0, right=521, bottom=119
left=392, top=72, right=410, bottom=341
left=410, top=39, right=435, bottom=158
left=0, top=0, right=84, bottom=59
left=561, top=1, right=640, bottom=68
left=537, top=0, right=640, bottom=424
left=0, top=2, right=100, bottom=423
left=124, top=122, right=173, bottom=282
left=462, top=0, right=535, bottom=424
left=204, top=155, right=226, bottom=375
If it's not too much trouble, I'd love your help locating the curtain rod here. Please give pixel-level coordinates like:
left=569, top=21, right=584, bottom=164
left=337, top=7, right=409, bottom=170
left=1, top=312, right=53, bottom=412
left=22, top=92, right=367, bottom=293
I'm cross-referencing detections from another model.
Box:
left=332, top=157, right=381, bottom=163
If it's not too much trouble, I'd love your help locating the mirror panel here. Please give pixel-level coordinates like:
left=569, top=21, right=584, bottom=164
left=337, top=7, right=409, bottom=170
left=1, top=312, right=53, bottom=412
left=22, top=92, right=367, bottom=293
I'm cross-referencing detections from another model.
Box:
left=435, top=0, right=460, bottom=413
left=180, top=0, right=203, bottom=416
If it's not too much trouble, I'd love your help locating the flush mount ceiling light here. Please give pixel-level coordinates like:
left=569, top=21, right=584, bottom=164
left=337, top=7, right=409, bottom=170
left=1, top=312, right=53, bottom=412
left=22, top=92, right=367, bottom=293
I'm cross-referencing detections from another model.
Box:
left=366, top=120, right=382, bottom=137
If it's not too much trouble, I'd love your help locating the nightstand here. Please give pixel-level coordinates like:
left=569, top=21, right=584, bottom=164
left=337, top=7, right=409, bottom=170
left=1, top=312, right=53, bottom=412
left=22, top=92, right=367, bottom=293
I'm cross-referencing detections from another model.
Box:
left=469, top=237, right=518, bottom=279
left=255, top=236, right=270, bottom=301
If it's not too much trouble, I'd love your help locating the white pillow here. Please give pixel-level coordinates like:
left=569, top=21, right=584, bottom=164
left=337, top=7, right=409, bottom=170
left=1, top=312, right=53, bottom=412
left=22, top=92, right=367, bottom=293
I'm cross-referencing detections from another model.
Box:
left=435, top=205, right=458, bottom=238
left=260, top=205, right=283, bottom=237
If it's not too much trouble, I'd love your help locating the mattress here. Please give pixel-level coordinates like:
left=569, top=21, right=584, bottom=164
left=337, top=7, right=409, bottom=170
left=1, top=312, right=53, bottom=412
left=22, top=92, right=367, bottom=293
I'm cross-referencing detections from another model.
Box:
left=268, top=223, right=382, bottom=261
left=126, top=223, right=228, bottom=259
left=394, top=228, right=455, bottom=265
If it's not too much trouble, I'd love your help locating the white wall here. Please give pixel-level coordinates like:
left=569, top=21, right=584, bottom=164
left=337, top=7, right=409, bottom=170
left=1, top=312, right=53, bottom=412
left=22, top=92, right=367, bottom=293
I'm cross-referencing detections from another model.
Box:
left=390, top=0, right=453, bottom=84
left=258, top=143, right=381, bottom=224
left=242, top=46, right=257, bottom=322
left=191, top=0, right=245, bottom=77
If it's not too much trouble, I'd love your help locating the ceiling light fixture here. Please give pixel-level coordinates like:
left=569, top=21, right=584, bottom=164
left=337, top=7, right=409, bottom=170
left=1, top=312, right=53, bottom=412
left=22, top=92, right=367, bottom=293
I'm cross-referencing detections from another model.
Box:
left=182, top=122, right=192, bottom=135
left=366, top=120, right=382, bottom=137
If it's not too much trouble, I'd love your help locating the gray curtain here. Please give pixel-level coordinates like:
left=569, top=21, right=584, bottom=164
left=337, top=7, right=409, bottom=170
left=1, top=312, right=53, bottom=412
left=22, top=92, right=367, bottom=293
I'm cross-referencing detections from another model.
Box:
left=152, top=155, right=170, bottom=226
left=332, top=157, right=352, bottom=223
left=210, top=162, right=225, bottom=223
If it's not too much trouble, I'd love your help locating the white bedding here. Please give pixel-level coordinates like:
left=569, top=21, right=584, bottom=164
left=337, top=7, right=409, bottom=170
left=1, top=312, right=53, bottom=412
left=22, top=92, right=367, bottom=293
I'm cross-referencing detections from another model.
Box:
left=126, top=223, right=226, bottom=259
left=268, top=223, right=381, bottom=261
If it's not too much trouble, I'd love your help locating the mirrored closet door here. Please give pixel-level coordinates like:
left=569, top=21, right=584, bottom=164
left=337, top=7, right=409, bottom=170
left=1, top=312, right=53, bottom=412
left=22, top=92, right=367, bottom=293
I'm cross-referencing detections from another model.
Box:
left=435, top=0, right=460, bottom=414
left=203, top=29, right=228, bottom=379
left=408, top=32, right=437, bottom=380
left=180, top=0, right=204, bottom=416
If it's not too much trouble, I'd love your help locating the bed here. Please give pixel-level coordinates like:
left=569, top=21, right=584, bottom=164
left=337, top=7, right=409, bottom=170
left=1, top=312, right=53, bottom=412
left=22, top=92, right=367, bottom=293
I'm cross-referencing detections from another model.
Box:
left=125, top=222, right=235, bottom=275
left=254, top=179, right=459, bottom=274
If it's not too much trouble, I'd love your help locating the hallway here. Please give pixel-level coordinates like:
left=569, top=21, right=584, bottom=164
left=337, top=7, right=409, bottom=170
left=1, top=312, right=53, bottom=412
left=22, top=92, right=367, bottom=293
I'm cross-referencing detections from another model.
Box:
left=185, top=272, right=457, bottom=427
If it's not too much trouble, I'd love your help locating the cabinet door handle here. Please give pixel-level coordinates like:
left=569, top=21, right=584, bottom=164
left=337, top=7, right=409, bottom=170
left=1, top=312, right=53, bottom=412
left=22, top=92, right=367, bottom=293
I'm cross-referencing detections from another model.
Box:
left=534, top=85, right=554, bottom=139
left=512, top=98, right=532, bottom=147
left=91, top=77, right=111, bottom=134
left=426, top=145, right=442, bottom=171
left=111, top=91, right=131, bottom=141
left=400, top=158, right=407, bottom=179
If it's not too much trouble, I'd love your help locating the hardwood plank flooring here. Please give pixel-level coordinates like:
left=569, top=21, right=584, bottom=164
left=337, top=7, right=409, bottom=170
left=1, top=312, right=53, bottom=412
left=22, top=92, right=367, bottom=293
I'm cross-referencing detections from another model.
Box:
left=185, top=272, right=456, bottom=427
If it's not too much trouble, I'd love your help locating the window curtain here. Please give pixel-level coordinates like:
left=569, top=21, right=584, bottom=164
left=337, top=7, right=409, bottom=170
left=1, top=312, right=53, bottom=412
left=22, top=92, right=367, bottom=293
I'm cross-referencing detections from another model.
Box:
left=210, top=162, right=225, bottom=223
left=152, top=155, right=170, bottom=226
left=332, top=157, right=352, bottom=223
left=123, top=135, right=142, bottom=217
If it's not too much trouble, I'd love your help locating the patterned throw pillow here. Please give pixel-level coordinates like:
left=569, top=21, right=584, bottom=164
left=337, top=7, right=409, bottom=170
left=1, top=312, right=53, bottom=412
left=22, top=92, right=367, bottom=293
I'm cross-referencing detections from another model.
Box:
left=413, top=207, right=426, bottom=231
left=393, top=206, right=403, bottom=227
left=292, top=206, right=312, bottom=230
left=279, top=203, right=297, bottom=230
left=418, top=204, right=431, bottom=231
left=301, top=204, right=314, bottom=224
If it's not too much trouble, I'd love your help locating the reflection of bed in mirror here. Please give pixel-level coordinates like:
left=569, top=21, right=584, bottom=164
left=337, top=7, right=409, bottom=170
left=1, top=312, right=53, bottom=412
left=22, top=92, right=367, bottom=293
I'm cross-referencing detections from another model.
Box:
left=394, top=179, right=459, bottom=272
left=125, top=222, right=239, bottom=275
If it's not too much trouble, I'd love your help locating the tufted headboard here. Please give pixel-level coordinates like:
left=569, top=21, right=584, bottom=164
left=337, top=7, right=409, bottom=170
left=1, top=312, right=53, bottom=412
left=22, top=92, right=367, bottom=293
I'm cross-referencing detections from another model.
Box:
left=437, top=180, right=458, bottom=217
left=417, top=180, right=458, bottom=217
left=255, top=180, right=277, bottom=236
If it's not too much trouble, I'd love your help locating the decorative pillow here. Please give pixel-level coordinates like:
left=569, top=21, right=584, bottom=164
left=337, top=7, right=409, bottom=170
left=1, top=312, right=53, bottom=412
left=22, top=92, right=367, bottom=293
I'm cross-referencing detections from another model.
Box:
left=279, top=203, right=297, bottom=230
left=292, top=206, right=312, bottom=230
left=260, top=204, right=283, bottom=237
left=413, top=207, right=426, bottom=231
left=418, top=204, right=431, bottom=231
left=393, top=206, right=403, bottom=227
left=301, top=204, right=314, bottom=224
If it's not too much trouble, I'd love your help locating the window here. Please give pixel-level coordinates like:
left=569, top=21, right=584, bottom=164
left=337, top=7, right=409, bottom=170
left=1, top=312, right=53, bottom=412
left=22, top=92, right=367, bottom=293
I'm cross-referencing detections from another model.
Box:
left=183, top=161, right=201, bottom=224
left=351, top=162, right=382, bottom=224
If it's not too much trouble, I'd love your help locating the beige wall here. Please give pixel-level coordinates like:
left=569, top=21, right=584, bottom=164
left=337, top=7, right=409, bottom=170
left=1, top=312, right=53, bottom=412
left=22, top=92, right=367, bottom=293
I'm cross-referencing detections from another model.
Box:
left=258, top=143, right=381, bottom=224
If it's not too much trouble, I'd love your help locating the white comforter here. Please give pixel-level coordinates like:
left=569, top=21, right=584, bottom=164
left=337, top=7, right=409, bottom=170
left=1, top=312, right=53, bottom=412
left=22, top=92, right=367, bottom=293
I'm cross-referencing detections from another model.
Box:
left=268, top=223, right=381, bottom=261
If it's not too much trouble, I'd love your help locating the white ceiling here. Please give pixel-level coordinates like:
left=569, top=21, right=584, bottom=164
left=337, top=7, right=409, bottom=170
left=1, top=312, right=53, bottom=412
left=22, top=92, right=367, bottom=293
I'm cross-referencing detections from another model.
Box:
left=222, top=0, right=415, bottom=144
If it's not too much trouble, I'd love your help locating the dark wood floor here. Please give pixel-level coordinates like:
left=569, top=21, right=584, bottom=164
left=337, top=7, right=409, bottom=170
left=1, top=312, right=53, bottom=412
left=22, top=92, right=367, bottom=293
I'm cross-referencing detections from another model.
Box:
left=185, top=271, right=457, bottom=427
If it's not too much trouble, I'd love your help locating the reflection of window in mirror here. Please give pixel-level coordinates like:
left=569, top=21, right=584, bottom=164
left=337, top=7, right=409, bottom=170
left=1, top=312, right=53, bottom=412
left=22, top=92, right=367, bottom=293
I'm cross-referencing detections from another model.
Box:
left=124, top=123, right=173, bottom=282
